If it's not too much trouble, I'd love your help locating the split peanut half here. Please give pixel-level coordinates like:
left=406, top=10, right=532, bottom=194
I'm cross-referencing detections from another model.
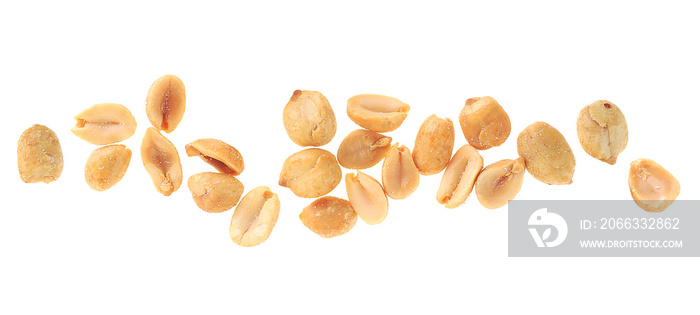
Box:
left=146, top=74, right=186, bottom=133
left=517, top=122, right=575, bottom=185
left=229, top=186, right=280, bottom=247
left=345, top=171, right=388, bottom=225
left=17, top=124, right=63, bottom=183
left=475, top=157, right=526, bottom=209
left=283, top=90, right=337, bottom=146
left=185, top=138, right=244, bottom=176
left=413, top=114, right=455, bottom=175
left=85, top=144, right=132, bottom=191
left=337, top=129, right=392, bottom=169
left=437, top=144, right=483, bottom=208
left=188, top=172, right=244, bottom=213
left=279, top=148, right=342, bottom=198
left=141, top=127, right=182, bottom=196
left=300, top=196, right=358, bottom=238
left=71, top=103, right=137, bottom=145
left=628, top=158, right=681, bottom=213
left=577, top=100, right=628, bottom=165
left=347, top=94, right=410, bottom=132
left=459, top=96, right=511, bottom=150
left=381, top=143, right=420, bottom=200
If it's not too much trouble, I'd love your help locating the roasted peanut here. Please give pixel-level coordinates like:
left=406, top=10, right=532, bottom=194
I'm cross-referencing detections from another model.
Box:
left=279, top=148, right=342, bottom=198
left=345, top=171, right=388, bottom=225
left=413, top=114, right=455, bottom=175
left=336, top=129, right=392, bottom=169
left=628, top=158, right=681, bottom=213
left=188, top=172, right=244, bottom=213
left=300, top=196, right=358, bottom=238
left=185, top=138, right=244, bottom=176
left=346, top=94, right=410, bottom=132
left=17, top=124, right=63, bottom=183
left=229, top=186, right=280, bottom=247
left=381, top=143, right=420, bottom=199
left=146, top=74, right=186, bottom=133
left=141, top=127, right=182, bottom=196
left=475, top=157, right=526, bottom=209
left=517, top=122, right=575, bottom=185
left=577, top=100, right=628, bottom=165
left=283, top=90, right=337, bottom=146
left=437, top=144, right=483, bottom=208
left=71, top=103, right=137, bottom=145
left=85, top=144, right=132, bottom=191
left=459, top=96, right=511, bottom=150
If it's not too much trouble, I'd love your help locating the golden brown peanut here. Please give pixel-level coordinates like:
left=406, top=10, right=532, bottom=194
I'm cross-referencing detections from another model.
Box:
left=85, top=145, right=132, bottom=191
left=628, top=158, right=681, bottom=213
left=188, top=172, right=244, bottom=213
left=17, top=124, right=63, bottom=183
left=185, top=138, right=244, bottom=176
left=283, top=90, right=337, bottom=146
left=459, top=96, right=511, bottom=150
left=336, top=129, right=392, bottom=169
left=299, top=196, right=358, bottom=238
left=346, top=94, right=410, bottom=132
left=475, top=157, right=526, bottom=209
left=517, top=122, right=575, bottom=185
left=146, top=74, right=186, bottom=133
left=577, top=100, right=628, bottom=165
left=413, top=114, right=455, bottom=175
left=345, top=171, right=388, bottom=225
left=437, top=144, right=483, bottom=208
left=381, top=143, right=420, bottom=200
left=141, top=127, right=182, bottom=196
left=71, top=103, right=137, bottom=145
left=229, top=186, right=280, bottom=247
left=279, top=148, right=342, bottom=198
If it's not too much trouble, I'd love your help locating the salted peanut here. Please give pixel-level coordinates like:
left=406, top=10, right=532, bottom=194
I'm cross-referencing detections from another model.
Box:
left=475, top=157, right=526, bottom=209
left=229, top=186, right=280, bottom=247
left=517, top=122, right=575, bottom=185
left=381, top=143, right=420, bottom=199
left=413, top=114, right=455, bottom=175
left=437, top=144, right=483, bottom=208
left=577, top=100, right=628, bottom=165
left=85, top=145, right=132, bottom=191
left=185, top=138, right=244, bottom=175
left=346, top=94, right=410, bottom=132
left=300, top=196, right=358, bottom=238
left=283, top=90, right=337, bottom=146
left=141, top=127, right=182, bottom=196
left=71, top=103, right=137, bottom=145
left=146, top=74, right=186, bottom=133
left=345, top=171, right=388, bottom=225
left=337, top=129, right=392, bottom=169
left=188, top=172, right=244, bottom=213
left=17, top=124, right=63, bottom=183
left=279, top=148, right=342, bottom=198
left=628, top=159, right=681, bottom=213
left=459, top=96, right=511, bottom=150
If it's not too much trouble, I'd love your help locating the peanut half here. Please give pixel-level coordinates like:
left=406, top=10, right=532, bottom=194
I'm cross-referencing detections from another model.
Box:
left=475, top=157, right=526, bottom=209
left=413, top=114, right=455, bottom=175
left=337, top=129, right=392, bottom=169
left=346, top=94, right=410, bottom=132
left=381, top=143, right=420, bottom=200
left=185, top=138, right=244, bottom=176
left=283, top=90, right=337, bottom=146
left=459, top=96, right=511, bottom=150
left=146, top=74, right=186, bottom=133
left=628, top=158, right=681, bottom=213
left=345, top=171, right=388, bottom=225
left=188, top=172, right=244, bottom=213
left=300, top=196, right=358, bottom=238
left=85, top=144, right=132, bottom=191
left=517, top=122, right=575, bottom=185
left=17, top=124, right=63, bottom=183
left=229, top=186, right=280, bottom=247
left=577, top=100, right=628, bottom=165
left=437, top=144, right=483, bottom=208
left=141, top=127, right=183, bottom=196
left=71, top=103, right=137, bottom=145
left=279, top=148, right=342, bottom=198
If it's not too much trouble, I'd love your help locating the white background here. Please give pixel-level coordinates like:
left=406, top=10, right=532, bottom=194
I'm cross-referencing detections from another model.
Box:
left=1, top=1, right=698, bottom=313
